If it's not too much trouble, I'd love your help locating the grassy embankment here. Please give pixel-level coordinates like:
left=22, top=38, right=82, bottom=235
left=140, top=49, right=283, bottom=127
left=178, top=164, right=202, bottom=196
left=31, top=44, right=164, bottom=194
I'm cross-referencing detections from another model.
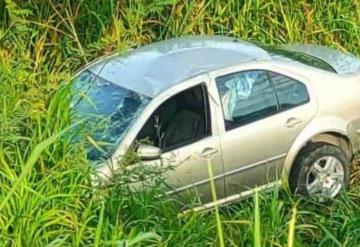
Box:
left=0, top=0, right=359, bottom=246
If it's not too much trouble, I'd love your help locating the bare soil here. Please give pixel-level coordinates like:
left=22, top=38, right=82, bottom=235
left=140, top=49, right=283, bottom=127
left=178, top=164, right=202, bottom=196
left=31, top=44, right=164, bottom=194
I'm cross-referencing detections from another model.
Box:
left=351, top=157, right=360, bottom=185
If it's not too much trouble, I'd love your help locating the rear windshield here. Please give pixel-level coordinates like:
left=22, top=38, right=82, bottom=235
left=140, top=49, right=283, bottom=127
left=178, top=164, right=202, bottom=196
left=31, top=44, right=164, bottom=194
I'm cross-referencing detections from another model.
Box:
left=261, top=46, right=337, bottom=73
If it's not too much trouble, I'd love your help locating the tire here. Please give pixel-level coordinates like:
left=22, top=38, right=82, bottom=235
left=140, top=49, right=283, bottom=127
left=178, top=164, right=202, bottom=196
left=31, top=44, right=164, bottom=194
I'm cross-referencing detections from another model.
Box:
left=289, top=142, right=350, bottom=199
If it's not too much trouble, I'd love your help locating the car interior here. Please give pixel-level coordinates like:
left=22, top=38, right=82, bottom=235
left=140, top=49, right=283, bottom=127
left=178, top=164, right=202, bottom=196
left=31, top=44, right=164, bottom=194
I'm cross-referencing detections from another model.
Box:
left=136, top=84, right=210, bottom=151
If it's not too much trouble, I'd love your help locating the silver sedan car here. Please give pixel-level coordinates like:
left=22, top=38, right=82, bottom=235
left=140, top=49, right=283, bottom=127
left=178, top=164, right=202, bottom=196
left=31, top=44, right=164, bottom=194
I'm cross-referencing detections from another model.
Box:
left=71, top=36, right=360, bottom=209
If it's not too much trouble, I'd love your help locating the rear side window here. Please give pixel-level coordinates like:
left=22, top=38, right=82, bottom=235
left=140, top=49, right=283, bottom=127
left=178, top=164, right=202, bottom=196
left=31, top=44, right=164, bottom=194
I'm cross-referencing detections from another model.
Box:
left=269, top=72, right=309, bottom=111
left=216, top=70, right=310, bottom=130
left=216, top=70, right=278, bottom=129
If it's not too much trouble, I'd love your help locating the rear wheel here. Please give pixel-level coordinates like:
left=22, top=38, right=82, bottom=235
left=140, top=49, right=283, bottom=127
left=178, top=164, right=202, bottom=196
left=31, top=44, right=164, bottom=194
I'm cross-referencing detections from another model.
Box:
left=290, top=143, right=350, bottom=200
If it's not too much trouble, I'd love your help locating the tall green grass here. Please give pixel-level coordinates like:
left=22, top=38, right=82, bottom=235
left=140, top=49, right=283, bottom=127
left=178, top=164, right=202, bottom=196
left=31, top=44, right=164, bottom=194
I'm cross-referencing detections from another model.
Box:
left=0, top=0, right=359, bottom=246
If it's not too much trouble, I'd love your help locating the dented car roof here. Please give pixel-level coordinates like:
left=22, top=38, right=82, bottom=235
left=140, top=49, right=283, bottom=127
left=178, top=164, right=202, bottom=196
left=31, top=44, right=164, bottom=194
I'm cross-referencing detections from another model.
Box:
left=87, top=36, right=271, bottom=97
left=86, top=36, right=360, bottom=98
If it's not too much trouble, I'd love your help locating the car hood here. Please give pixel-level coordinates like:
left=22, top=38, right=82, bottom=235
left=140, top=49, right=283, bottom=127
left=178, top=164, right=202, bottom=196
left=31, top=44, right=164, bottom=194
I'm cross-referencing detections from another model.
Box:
left=281, top=44, right=360, bottom=75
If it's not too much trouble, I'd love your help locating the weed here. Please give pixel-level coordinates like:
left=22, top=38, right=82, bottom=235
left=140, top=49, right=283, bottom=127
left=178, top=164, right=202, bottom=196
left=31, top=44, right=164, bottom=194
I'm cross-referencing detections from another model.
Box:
left=0, top=0, right=359, bottom=246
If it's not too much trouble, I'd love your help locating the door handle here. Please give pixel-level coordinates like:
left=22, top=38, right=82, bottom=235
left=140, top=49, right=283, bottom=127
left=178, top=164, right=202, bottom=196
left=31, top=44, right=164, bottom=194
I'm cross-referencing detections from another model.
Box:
left=285, top=117, right=302, bottom=128
left=200, top=147, right=218, bottom=159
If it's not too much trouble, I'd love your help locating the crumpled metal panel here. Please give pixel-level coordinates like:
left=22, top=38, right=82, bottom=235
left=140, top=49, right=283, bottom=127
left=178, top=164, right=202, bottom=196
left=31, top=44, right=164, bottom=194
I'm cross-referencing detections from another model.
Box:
left=282, top=44, right=360, bottom=75
left=88, top=36, right=271, bottom=98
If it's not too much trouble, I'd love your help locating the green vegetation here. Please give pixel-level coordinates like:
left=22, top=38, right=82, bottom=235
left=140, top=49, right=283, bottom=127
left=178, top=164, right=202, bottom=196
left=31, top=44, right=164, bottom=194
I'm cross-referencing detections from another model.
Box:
left=0, top=0, right=359, bottom=246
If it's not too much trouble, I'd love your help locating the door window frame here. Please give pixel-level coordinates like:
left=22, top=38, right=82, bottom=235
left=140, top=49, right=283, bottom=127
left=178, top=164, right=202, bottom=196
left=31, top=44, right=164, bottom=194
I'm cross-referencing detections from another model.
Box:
left=212, top=68, right=312, bottom=132
left=107, top=73, right=218, bottom=168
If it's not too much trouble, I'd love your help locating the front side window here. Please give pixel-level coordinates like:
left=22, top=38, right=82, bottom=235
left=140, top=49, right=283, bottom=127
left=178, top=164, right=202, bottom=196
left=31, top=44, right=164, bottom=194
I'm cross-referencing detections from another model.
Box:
left=136, top=84, right=211, bottom=151
left=216, top=70, right=278, bottom=129
left=269, top=72, right=310, bottom=111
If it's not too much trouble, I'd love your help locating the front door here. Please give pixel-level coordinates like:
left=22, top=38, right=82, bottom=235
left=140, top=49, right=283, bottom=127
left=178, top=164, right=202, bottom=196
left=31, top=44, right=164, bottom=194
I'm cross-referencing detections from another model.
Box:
left=213, top=69, right=317, bottom=196
left=135, top=83, right=225, bottom=203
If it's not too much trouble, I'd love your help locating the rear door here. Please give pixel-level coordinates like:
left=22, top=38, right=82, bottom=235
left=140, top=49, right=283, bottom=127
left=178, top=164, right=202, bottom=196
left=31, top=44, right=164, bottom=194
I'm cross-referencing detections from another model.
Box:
left=212, top=69, right=317, bottom=196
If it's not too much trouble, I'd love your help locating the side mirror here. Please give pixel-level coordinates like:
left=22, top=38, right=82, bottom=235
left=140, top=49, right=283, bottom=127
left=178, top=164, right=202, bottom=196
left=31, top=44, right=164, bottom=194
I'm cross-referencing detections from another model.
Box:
left=137, top=144, right=162, bottom=160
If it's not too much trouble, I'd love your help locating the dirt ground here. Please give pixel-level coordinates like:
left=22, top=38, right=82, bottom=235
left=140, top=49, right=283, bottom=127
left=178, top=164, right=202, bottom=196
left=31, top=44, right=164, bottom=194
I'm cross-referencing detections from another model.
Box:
left=351, top=157, right=360, bottom=185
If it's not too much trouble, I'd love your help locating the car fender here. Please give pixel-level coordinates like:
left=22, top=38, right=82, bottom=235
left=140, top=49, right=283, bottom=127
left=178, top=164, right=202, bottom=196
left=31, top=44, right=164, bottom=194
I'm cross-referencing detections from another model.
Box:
left=282, top=115, right=352, bottom=181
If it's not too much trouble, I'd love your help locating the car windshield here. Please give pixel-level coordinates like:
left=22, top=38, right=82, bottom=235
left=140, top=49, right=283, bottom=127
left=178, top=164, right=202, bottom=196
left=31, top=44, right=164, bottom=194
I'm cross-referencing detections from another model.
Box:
left=260, top=46, right=337, bottom=73
left=71, top=70, right=151, bottom=161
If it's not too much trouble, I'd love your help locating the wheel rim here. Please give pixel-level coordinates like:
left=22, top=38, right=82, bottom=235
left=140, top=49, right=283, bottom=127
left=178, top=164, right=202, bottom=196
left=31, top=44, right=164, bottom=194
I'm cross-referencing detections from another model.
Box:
left=306, top=156, right=345, bottom=198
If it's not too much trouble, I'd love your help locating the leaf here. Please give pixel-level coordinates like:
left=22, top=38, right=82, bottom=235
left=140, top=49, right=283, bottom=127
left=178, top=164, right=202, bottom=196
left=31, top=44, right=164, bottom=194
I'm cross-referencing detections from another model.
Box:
left=0, top=119, right=86, bottom=212
left=126, top=232, right=162, bottom=246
